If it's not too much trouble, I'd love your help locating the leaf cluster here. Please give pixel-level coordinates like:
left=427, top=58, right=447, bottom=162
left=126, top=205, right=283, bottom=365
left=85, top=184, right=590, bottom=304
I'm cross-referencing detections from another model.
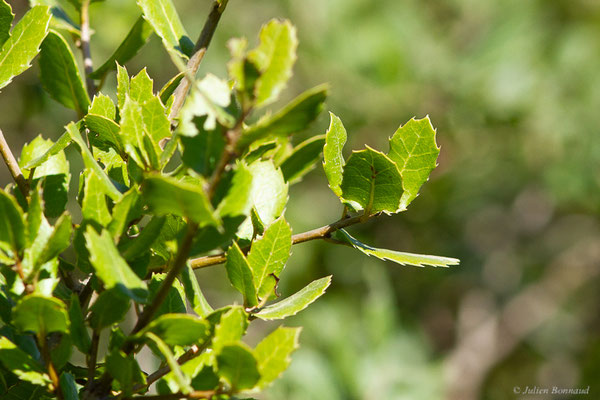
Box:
left=0, top=1, right=458, bottom=399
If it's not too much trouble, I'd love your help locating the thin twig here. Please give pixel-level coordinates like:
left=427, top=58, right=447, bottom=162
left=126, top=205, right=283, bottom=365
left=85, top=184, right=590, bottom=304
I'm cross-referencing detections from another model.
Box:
left=0, top=128, right=29, bottom=197
left=87, top=331, right=100, bottom=383
left=122, top=391, right=215, bottom=400
left=80, top=0, right=96, bottom=100
left=169, top=0, right=229, bottom=122
left=188, top=214, right=366, bottom=270
left=130, top=344, right=206, bottom=394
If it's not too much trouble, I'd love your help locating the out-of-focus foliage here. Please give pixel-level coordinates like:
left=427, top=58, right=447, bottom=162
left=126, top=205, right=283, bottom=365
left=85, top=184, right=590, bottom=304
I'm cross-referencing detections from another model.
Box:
left=1, top=0, right=599, bottom=399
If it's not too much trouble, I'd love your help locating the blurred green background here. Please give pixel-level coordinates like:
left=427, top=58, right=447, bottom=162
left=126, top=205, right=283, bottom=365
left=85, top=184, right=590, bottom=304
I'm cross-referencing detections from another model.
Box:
left=2, top=0, right=600, bottom=399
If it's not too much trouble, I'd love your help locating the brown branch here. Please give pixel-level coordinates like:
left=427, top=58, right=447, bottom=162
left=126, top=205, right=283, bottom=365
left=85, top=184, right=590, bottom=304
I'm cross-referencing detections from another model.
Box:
left=86, top=331, right=100, bottom=383
left=169, top=0, right=229, bottom=122
left=122, top=391, right=215, bottom=400
left=0, top=128, right=29, bottom=197
left=79, top=0, right=96, bottom=100
left=188, top=214, right=366, bottom=270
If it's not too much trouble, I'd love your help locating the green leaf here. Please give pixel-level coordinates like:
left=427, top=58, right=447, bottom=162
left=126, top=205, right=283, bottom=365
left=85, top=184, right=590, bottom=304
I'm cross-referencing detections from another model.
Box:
left=0, top=337, right=49, bottom=386
left=323, top=112, right=347, bottom=197
left=120, top=95, right=156, bottom=169
left=247, top=217, right=292, bottom=299
left=335, top=229, right=460, bottom=268
left=181, top=264, right=213, bottom=318
left=85, top=114, right=122, bottom=153
left=23, top=213, right=71, bottom=277
left=39, top=30, right=89, bottom=115
left=217, top=163, right=253, bottom=218
left=59, top=373, right=78, bottom=400
left=147, top=273, right=186, bottom=316
left=13, top=294, right=68, bottom=334
left=225, top=242, right=258, bottom=307
left=88, top=93, right=116, bottom=119
left=254, top=326, right=300, bottom=388
left=248, top=19, right=298, bottom=108
left=116, top=63, right=129, bottom=110
left=22, top=132, right=71, bottom=170
left=254, top=276, right=331, bottom=320
left=180, top=123, right=225, bottom=176
left=120, top=216, right=165, bottom=261
left=68, top=294, right=91, bottom=353
left=141, top=174, right=219, bottom=227
left=90, top=16, right=153, bottom=79
left=238, top=85, right=328, bottom=150
left=66, top=122, right=122, bottom=200
left=159, top=71, right=184, bottom=105
left=138, top=314, right=210, bottom=346
left=85, top=228, right=148, bottom=302
left=178, top=74, right=232, bottom=134
left=216, top=343, right=260, bottom=391
left=105, top=350, right=145, bottom=396
left=108, top=188, right=143, bottom=241
left=82, top=171, right=111, bottom=226
left=0, top=6, right=51, bottom=89
left=212, top=306, right=248, bottom=352
left=19, top=135, right=70, bottom=218
left=387, top=116, right=441, bottom=211
left=2, top=382, right=51, bottom=400
left=280, top=134, right=325, bottom=183
left=146, top=332, right=192, bottom=393
left=135, top=0, right=193, bottom=58
left=0, top=0, right=13, bottom=48
left=0, top=190, right=25, bottom=255
left=237, top=160, right=288, bottom=240
left=340, top=147, right=403, bottom=214
left=89, top=288, right=130, bottom=330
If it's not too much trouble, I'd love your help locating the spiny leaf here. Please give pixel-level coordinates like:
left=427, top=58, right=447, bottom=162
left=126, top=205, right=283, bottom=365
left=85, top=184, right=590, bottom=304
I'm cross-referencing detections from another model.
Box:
left=254, top=326, right=300, bottom=388
left=178, top=74, right=232, bottom=134
left=323, top=112, right=347, bottom=197
left=238, top=84, right=328, bottom=150
left=280, top=134, right=326, bottom=183
left=91, top=16, right=153, bottom=79
left=13, top=294, right=69, bottom=334
left=387, top=116, right=441, bottom=211
left=247, top=217, right=292, bottom=299
left=216, top=343, right=261, bottom=391
left=340, top=146, right=403, bottom=214
left=141, top=174, right=220, bottom=227
left=85, top=114, right=122, bottom=153
left=254, top=276, right=331, bottom=320
left=136, top=0, right=193, bottom=58
left=85, top=227, right=148, bottom=302
left=248, top=19, right=298, bottom=107
left=88, top=93, right=116, bottom=119
left=39, top=30, right=89, bottom=115
left=0, top=6, right=51, bottom=90
left=335, top=229, right=460, bottom=268
left=225, top=242, right=258, bottom=307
